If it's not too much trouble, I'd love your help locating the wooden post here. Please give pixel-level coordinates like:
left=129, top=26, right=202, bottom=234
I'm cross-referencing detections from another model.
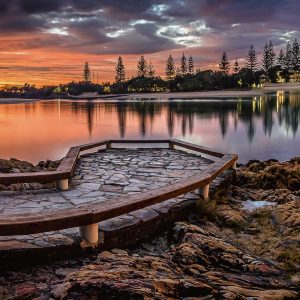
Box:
left=231, top=161, right=237, bottom=170
left=107, top=142, right=112, bottom=149
left=169, top=141, right=175, bottom=150
left=196, top=184, right=210, bottom=200
left=56, top=179, right=69, bottom=191
left=79, top=223, right=98, bottom=244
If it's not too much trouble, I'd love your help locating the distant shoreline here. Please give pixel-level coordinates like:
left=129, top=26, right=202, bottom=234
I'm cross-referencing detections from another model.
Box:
left=0, top=89, right=263, bottom=103
left=1, top=83, right=300, bottom=103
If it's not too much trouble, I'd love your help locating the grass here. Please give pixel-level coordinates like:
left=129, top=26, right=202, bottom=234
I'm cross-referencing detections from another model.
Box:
left=196, top=198, right=219, bottom=224
left=277, top=247, right=300, bottom=272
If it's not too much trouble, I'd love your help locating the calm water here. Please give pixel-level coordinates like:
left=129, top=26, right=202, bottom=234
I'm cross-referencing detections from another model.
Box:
left=0, top=91, right=299, bottom=164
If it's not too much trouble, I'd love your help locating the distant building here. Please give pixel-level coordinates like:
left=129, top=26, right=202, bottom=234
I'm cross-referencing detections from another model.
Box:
left=276, top=70, right=300, bottom=83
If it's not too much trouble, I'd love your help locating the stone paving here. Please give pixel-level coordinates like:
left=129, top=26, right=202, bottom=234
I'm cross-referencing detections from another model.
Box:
left=0, top=149, right=212, bottom=215
left=0, top=148, right=219, bottom=255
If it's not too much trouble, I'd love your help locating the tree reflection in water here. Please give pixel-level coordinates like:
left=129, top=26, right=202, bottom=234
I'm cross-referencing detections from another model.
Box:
left=64, top=92, right=300, bottom=144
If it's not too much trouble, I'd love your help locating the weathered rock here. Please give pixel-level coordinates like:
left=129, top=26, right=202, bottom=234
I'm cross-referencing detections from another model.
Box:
left=50, top=223, right=298, bottom=299
left=0, top=158, right=11, bottom=173
left=237, top=157, right=300, bottom=191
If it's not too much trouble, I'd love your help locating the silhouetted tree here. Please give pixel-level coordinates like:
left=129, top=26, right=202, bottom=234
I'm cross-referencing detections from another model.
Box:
left=137, top=56, right=147, bottom=77
left=277, top=49, right=285, bottom=70
left=188, top=55, right=194, bottom=74
left=147, top=61, right=155, bottom=77
left=180, top=53, right=187, bottom=75
left=165, top=54, right=175, bottom=80
left=292, top=38, right=300, bottom=72
left=246, top=44, right=258, bottom=72
left=115, top=56, right=126, bottom=83
left=284, top=42, right=293, bottom=72
left=83, top=62, right=91, bottom=83
left=262, top=41, right=275, bottom=79
left=219, top=52, right=230, bottom=75
left=233, top=58, right=240, bottom=74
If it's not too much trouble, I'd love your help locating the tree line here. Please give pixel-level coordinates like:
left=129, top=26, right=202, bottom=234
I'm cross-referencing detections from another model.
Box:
left=108, top=39, right=300, bottom=93
left=1, top=39, right=300, bottom=98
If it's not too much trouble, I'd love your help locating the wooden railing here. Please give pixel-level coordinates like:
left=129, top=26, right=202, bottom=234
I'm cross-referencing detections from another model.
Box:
left=0, top=139, right=238, bottom=243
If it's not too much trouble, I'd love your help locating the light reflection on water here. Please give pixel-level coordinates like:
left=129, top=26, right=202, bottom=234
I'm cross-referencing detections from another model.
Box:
left=0, top=91, right=299, bottom=163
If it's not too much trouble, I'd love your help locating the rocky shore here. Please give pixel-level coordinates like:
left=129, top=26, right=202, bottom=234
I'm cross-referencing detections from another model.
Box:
left=0, top=158, right=299, bottom=299
left=0, top=157, right=61, bottom=191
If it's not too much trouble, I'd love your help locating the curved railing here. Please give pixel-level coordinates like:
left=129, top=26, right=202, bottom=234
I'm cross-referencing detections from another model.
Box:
left=0, top=139, right=238, bottom=243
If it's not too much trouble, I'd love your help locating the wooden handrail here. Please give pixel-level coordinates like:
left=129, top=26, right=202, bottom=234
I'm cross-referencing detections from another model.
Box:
left=0, top=139, right=238, bottom=237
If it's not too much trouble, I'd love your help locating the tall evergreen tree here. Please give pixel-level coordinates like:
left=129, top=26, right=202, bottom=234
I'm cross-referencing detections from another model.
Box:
left=188, top=55, right=194, bottom=74
left=268, top=40, right=276, bottom=67
left=147, top=61, right=155, bottom=77
left=115, top=56, right=126, bottom=83
left=262, top=41, right=275, bottom=78
left=284, top=42, right=293, bottom=72
left=277, top=49, right=285, bottom=70
left=137, top=56, right=147, bottom=77
left=233, top=58, right=240, bottom=74
left=83, top=61, right=91, bottom=83
left=165, top=54, right=175, bottom=80
left=180, top=53, right=187, bottom=75
left=246, top=44, right=258, bottom=72
left=219, top=51, right=230, bottom=75
left=292, top=38, right=300, bottom=71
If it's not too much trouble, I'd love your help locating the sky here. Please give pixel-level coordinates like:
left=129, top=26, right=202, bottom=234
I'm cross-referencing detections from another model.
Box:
left=0, top=0, right=299, bottom=86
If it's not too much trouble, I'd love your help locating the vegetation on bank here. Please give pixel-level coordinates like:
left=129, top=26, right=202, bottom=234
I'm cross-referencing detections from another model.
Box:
left=1, top=39, right=300, bottom=98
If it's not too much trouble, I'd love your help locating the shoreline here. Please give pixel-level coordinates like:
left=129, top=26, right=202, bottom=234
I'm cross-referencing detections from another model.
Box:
left=0, top=88, right=273, bottom=103
left=1, top=82, right=300, bottom=103
left=0, top=89, right=264, bottom=103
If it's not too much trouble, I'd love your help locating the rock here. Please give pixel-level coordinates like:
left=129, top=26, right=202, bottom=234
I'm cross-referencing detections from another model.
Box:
left=9, top=158, right=34, bottom=171
left=236, top=158, right=300, bottom=191
left=0, top=158, right=11, bottom=173
left=50, top=222, right=298, bottom=299
left=44, top=159, right=61, bottom=170
left=0, top=156, right=61, bottom=191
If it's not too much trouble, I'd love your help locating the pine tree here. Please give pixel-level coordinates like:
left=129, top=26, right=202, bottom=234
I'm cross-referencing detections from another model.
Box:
left=180, top=53, right=187, bottom=75
left=246, top=44, right=258, bottom=72
left=115, top=56, right=126, bottom=83
left=83, top=61, right=91, bottom=83
left=147, top=61, right=155, bottom=77
left=277, top=49, right=285, bottom=70
left=165, top=54, right=175, bottom=80
left=292, top=38, right=300, bottom=71
left=268, top=40, right=276, bottom=67
left=188, top=55, right=194, bottom=74
left=284, top=42, right=293, bottom=72
left=262, top=43, right=269, bottom=74
left=262, top=41, right=275, bottom=78
left=137, top=56, right=147, bottom=77
left=233, top=58, right=240, bottom=74
left=219, top=51, right=230, bottom=75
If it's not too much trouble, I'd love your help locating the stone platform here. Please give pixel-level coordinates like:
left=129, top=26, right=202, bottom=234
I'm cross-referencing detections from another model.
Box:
left=0, top=149, right=233, bottom=267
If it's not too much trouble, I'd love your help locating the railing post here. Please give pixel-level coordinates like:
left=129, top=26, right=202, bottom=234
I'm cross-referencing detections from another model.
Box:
left=56, top=179, right=69, bottom=191
left=196, top=184, right=210, bottom=200
left=231, top=160, right=237, bottom=170
left=107, top=142, right=112, bottom=149
left=79, top=223, right=99, bottom=244
left=169, top=141, right=175, bottom=150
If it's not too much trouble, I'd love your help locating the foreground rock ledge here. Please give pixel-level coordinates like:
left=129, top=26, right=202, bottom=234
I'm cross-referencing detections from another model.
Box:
left=49, top=222, right=298, bottom=300
left=0, top=158, right=299, bottom=299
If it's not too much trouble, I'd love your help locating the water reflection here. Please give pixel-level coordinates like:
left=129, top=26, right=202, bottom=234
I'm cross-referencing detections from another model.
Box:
left=0, top=91, right=299, bottom=163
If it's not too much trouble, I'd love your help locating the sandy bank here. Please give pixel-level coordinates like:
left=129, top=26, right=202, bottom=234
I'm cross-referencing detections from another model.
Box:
left=112, top=89, right=263, bottom=100
left=0, top=98, right=37, bottom=104
left=1, top=82, right=300, bottom=102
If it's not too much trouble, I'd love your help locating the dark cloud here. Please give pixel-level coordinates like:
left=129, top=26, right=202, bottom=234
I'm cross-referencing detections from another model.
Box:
left=0, top=0, right=299, bottom=56
left=20, top=0, right=63, bottom=13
